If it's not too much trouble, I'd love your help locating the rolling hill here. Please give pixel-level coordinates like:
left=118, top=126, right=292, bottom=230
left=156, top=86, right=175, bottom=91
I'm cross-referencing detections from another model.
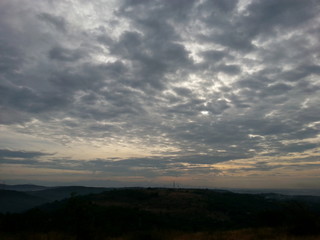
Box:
left=0, top=185, right=109, bottom=213
left=0, top=189, right=47, bottom=213
left=1, top=187, right=320, bottom=239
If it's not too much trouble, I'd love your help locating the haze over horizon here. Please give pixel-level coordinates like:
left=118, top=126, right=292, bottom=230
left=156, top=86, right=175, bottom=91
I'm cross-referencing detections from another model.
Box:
left=1, top=0, right=320, bottom=189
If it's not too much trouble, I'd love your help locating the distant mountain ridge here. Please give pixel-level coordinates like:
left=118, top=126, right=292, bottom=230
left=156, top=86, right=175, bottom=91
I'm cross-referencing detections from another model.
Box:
left=0, top=189, right=47, bottom=213
left=229, top=188, right=320, bottom=196
left=0, top=184, right=109, bottom=213
left=0, top=184, right=49, bottom=192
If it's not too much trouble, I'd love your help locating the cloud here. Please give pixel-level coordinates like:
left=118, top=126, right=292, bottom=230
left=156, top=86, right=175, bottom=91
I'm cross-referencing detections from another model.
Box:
left=37, top=12, right=67, bottom=32
left=48, top=46, right=84, bottom=62
left=0, top=149, right=51, bottom=159
left=0, top=83, right=70, bottom=115
left=0, top=149, right=53, bottom=165
left=279, top=143, right=318, bottom=153
left=0, top=0, right=319, bottom=186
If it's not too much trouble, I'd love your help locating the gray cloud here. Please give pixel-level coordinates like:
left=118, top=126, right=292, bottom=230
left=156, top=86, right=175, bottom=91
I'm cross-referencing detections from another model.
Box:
left=38, top=12, right=67, bottom=32
left=0, top=152, right=228, bottom=178
left=48, top=46, right=84, bottom=62
left=279, top=143, right=318, bottom=153
left=0, top=149, right=53, bottom=165
left=0, top=149, right=52, bottom=159
left=0, top=0, right=319, bottom=184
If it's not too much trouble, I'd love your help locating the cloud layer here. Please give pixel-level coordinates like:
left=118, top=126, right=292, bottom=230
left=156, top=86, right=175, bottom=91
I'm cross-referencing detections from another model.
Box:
left=0, top=0, right=320, bottom=187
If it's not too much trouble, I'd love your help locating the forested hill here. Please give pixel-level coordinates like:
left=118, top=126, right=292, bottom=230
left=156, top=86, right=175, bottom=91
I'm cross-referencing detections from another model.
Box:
left=1, top=188, right=320, bottom=239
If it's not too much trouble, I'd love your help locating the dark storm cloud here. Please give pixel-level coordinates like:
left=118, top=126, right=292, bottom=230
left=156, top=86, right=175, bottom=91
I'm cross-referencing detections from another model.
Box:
left=0, top=0, right=319, bottom=176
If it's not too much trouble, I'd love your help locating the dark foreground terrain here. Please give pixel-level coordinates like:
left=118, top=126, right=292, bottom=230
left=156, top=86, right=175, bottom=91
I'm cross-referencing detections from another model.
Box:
left=1, top=187, right=320, bottom=239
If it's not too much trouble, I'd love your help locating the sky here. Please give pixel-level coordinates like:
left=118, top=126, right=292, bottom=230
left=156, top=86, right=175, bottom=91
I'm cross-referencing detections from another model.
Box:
left=0, top=0, right=320, bottom=189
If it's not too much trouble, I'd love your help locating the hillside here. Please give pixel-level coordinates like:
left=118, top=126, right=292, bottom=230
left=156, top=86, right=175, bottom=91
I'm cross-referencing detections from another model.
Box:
left=26, top=186, right=109, bottom=202
left=1, top=188, right=320, bottom=239
left=0, top=185, right=109, bottom=213
left=0, top=190, right=47, bottom=213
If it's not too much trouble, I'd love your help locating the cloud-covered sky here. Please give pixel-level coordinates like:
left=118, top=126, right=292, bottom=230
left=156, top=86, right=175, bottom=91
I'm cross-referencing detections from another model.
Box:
left=1, top=0, right=320, bottom=188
